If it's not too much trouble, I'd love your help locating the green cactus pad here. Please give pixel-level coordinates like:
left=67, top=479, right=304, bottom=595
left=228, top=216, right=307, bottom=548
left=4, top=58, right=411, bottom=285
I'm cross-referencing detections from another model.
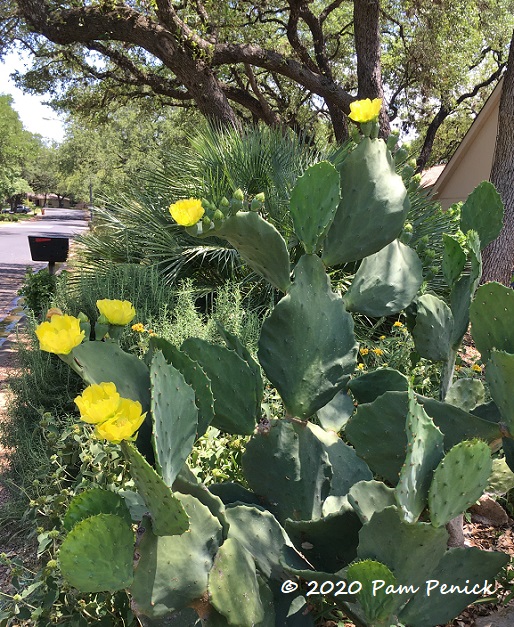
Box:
left=347, top=368, right=408, bottom=404
left=347, top=480, right=396, bottom=524
left=308, top=421, right=372, bottom=497
left=289, top=161, right=340, bottom=254
left=343, top=240, right=423, bottom=316
left=471, top=400, right=502, bottom=423
left=486, top=350, right=514, bottom=434
left=316, top=389, right=355, bottom=432
left=242, top=419, right=332, bottom=522
left=173, top=473, right=229, bottom=539
left=59, top=513, right=134, bottom=593
left=395, top=389, right=444, bottom=523
left=322, top=137, right=409, bottom=266
left=131, top=494, right=223, bottom=618
left=398, top=547, right=508, bottom=627
left=460, top=181, right=504, bottom=249
left=345, top=391, right=408, bottom=484
left=216, top=323, right=263, bottom=403
left=209, top=482, right=262, bottom=507
left=419, top=396, right=503, bottom=450
left=346, top=560, right=398, bottom=624
left=214, top=211, right=291, bottom=292
left=151, top=352, right=198, bottom=487
left=258, top=254, right=358, bottom=419
left=149, top=337, right=215, bottom=438
left=121, top=442, right=189, bottom=536
left=181, top=338, right=260, bottom=435
left=442, top=233, right=467, bottom=288
left=487, top=458, right=514, bottom=496
left=445, top=378, right=486, bottom=412
left=411, top=294, right=454, bottom=362
left=285, top=503, right=362, bottom=572
left=449, top=274, right=474, bottom=349
left=225, top=504, right=309, bottom=579
left=63, top=488, right=132, bottom=532
left=428, top=439, right=492, bottom=527
left=357, top=506, right=448, bottom=594
left=208, top=538, right=264, bottom=626
left=470, top=282, right=514, bottom=361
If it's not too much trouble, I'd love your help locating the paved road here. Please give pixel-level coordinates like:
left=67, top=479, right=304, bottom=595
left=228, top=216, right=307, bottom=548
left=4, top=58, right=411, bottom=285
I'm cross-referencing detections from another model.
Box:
left=0, top=208, right=89, bottom=320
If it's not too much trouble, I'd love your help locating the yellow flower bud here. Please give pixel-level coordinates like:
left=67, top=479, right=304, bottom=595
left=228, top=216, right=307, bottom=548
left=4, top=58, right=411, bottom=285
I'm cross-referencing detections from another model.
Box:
left=35, top=315, right=85, bottom=355
left=348, top=98, right=382, bottom=123
left=169, top=198, right=205, bottom=227
left=96, top=299, right=136, bottom=326
left=94, top=398, right=146, bottom=444
left=75, top=382, right=121, bottom=424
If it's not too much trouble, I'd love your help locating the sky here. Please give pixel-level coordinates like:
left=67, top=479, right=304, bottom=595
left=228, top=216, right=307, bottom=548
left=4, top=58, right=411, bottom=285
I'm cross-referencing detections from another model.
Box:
left=0, top=50, right=66, bottom=143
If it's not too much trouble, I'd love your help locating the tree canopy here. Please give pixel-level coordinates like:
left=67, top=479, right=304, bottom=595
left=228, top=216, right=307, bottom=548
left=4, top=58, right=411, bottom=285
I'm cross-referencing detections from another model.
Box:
left=2, top=0, right=514, bottom=165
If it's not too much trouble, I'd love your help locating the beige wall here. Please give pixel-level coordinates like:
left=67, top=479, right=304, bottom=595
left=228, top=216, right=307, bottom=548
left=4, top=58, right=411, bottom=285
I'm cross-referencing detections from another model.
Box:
left=432, top=80, right=501, bottom=209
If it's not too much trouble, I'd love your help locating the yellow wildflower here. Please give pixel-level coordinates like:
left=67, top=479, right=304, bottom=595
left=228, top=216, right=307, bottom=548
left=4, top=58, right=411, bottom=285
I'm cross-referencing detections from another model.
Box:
left=393, top=321, right=404, bottom=328
left=455, top=365, right=461, bottom=371
left=36, top=315, right=85, bottom=355
left=169, top=198, right=204, bottom=227
left=379, top=335, right=386, bottom=340
left=96, top=299, right=136, bottom=326
left=94, top=398, right=146, bottom=444
left=472, top=364, right=482, bottom=373
left=373, top=348, right=384, bottom=356
left=348, top=98, right=382, bottom=123
left=357, top=363, right=365, bottom=370
left=359, top=347, right=369, bottom=356
left=75, top=382, right=121, bottom=425
left=131, top=322, right=145, bottom=333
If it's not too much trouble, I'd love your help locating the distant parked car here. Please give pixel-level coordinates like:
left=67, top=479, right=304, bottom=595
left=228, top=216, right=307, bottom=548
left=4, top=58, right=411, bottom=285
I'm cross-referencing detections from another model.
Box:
left=11, top=205, right=30, bottom=214
left=1, top=207, right=10, bottom=213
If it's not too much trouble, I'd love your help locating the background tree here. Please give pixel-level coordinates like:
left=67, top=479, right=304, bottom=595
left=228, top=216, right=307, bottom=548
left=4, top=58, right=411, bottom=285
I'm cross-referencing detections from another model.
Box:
left=2, top=0, right=513, bottom=164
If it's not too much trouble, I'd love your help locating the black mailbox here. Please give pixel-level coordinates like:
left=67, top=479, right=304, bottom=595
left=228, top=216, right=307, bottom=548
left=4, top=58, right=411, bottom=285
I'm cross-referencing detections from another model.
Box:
left=28, top=236, right=69, bottom=262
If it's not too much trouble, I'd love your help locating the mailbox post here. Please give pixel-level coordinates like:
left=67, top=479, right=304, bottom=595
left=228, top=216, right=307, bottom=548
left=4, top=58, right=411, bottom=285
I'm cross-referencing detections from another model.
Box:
left=28, top=236, right=69, bottom=275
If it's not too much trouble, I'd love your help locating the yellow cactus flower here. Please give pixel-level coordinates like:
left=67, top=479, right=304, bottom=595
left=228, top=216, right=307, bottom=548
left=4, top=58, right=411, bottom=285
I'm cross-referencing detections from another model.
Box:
left=35, top=314, right=85, bottom=355
left=75, top=382, right=121, bottom=425
left=348, top=98, right=382, bottom=123
left=96, top=299, right=136, bottom=326
left=169, top=198, right=205, bottom=227
left=373, top=348, right=384, bottom=356
left=359, top=347, right=369, bottom=356
left=472, top=364, right=483, bottom=373
left=94, top=398, right=146, bottom=444
left=393, top=321, right=404, bottom=328
left=357, top=363, right=365, bottom=370
left=131, top=322, right=145, bottom=333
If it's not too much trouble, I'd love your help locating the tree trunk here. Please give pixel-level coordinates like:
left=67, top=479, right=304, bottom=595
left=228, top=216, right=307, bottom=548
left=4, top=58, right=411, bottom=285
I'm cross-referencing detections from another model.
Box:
left=482, top=29, right=514, bottom=285
left=353, top=0, right=390, bottom=137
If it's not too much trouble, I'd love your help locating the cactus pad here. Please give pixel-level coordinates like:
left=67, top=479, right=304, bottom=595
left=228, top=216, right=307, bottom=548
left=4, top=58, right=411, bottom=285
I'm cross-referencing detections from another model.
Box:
left=182, top=338, right=261, bottom=435
left=289, top=161, right=340, bottom=254
left=487, top=458, right=514, bottom=496
left=470, top=282, right=514, bottom=361
left=399, top=547, right=508, bottom=627
left=121, top=442, right=189, bottom=536
left=347, top=368, right=408, bottom=404
left=428, top=439, right=492, bottom=527
left=131, top=494, right=223, bottom=618
left=460, top=181, right=503, bottom=249
left=59, top=513, right=134, bottom=593
left=343, top=240, right=423, bottom=316
left=347, top=480, right=396, bottom=524
left=151, top=351, right=198, bottom=487
left=258, top=254, right=358, bottom=419
left=486, top=350, right=514, bottom=434
left=442, top=233, right=467, bottom=288
left=395, top=389, right=444, bottom=523
left=214, top=211, right=291, bottom=292
left=242, top=419, right=332, bottom=522
left=63, top=488, right=132, bottom=532
left=346, top=560, right=398, bottom=624
left=316, top=389, right=354, bottom=432
left=445, top=378, right=486, bottom=412
left=411, top=294, right=454, bottom=362
left=322, top=137, right=409, bottom=266
left=208, top=538, right=264, bottom=626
